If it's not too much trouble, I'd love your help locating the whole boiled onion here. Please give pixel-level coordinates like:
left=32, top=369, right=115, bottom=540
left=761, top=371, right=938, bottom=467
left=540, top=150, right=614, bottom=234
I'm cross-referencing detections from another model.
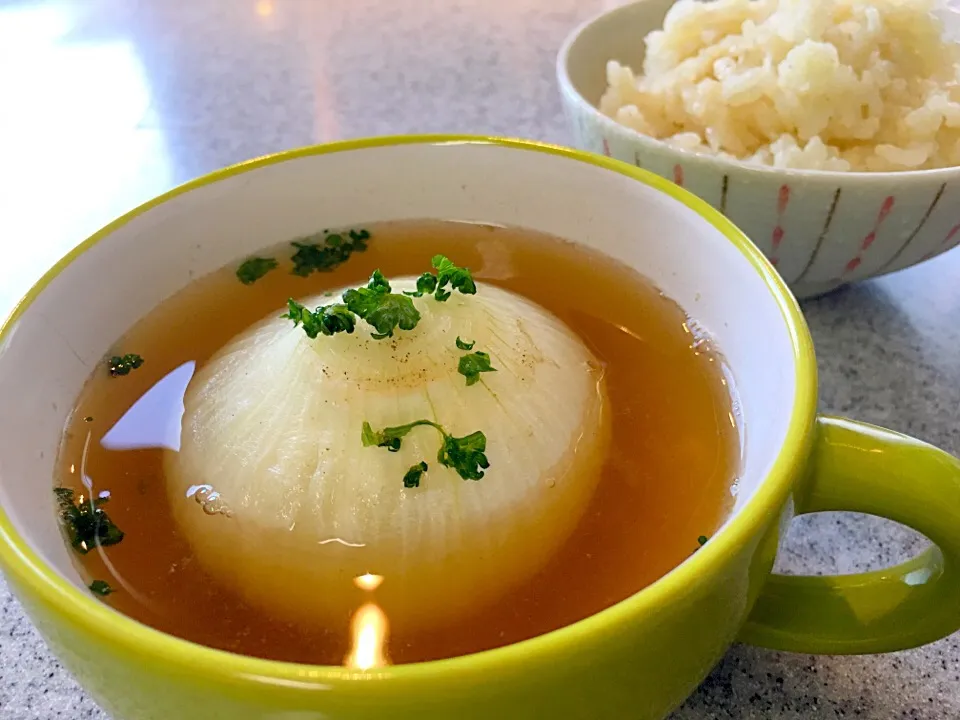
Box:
left=165, top=277, right=610, bottom=632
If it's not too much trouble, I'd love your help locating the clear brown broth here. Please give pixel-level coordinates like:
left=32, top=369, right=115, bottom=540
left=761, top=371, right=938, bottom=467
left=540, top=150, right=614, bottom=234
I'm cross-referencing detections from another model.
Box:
left=56, top=220, right=740, bottom=665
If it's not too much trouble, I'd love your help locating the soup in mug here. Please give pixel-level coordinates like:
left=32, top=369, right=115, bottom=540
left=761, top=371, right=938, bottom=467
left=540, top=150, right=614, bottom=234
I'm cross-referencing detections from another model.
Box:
left=54, top=220, right=741, bottom=666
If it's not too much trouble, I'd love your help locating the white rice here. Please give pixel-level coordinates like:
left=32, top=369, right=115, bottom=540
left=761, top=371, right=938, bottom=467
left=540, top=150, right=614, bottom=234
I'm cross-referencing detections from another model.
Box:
left=600, top=0, right=960, bottom=171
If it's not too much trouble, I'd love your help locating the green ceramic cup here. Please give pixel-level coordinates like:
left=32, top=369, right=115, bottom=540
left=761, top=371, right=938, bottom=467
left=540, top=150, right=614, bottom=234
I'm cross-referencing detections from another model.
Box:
left=1, top=137, right=959, bottom=720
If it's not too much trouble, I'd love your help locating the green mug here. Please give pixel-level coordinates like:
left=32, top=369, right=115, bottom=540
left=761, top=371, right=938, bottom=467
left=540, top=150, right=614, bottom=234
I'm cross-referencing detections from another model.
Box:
left=1, top=136, right=958, bottom=720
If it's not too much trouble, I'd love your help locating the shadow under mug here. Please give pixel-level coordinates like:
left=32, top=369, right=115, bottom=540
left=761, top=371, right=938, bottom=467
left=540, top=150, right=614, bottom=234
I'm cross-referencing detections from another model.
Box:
left=0, top=136, right=959, bottom=720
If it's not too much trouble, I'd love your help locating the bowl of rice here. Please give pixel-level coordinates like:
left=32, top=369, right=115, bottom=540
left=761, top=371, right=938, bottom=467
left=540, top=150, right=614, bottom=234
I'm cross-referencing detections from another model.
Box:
left=557, top=0, right=960, bottom=297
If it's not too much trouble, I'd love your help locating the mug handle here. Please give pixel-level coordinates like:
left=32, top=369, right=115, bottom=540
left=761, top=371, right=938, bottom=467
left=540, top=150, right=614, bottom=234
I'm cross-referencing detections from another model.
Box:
left=739, top=415, right=960, bottom=654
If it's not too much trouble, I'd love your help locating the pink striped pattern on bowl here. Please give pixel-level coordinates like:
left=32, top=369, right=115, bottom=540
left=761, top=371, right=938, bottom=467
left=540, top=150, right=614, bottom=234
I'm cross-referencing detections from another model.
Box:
left=558, top=0, right=960, bottom=299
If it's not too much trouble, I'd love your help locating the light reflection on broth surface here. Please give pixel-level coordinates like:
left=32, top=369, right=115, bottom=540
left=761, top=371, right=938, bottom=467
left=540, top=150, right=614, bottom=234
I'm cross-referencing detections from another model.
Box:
left=56, top=220, right=741, bottom=665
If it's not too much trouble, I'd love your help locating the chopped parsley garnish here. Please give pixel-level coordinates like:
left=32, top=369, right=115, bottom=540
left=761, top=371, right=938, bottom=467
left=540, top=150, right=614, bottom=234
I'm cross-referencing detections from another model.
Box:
left=343, top=271, right=420, bottom=339
left=108, top=354, right=143, bottom=377
left=437, top=430, right=488, bottom=480
left=285, top=269, right=421, bottom=341
left=403, top=461, right=429, bottom=488
left=361, top=420, right=489, bottom=482
left=290, top=228, right=370, bottom=276
left=455, top=337, right=475, bottom=351
left=282, top=300, right=356, bottom=339
left=401, top=256, right=477, bottom=302
left=285, top=257, right=475, bottom=341
left=404, top=272, right=439, bottom=298
left=432, top=255, right=477, bottom=300
left=696, top=535, right=709, bottom=551
left=54, top=488, right=124, bottom=554
left=458, top=351, right=496, bottom=386
left=236, top=257, right=278, bottom=285
left=89, top=579, right=114, bottom=597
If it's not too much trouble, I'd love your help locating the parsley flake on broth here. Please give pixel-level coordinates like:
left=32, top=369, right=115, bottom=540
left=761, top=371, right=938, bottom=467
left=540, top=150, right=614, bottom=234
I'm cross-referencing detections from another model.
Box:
left=236, top=257, right=279, bottom=285
left=164, top=257, right=610, bottom=633
left=235, top=228, right=371, bottom=285
left=107, top=353, right=143, bottom=377
left=54, top=488, right=124, bottom=554
left=289, top=228, right=370, bottom=277
left=88, top=579, right=115, bottom=597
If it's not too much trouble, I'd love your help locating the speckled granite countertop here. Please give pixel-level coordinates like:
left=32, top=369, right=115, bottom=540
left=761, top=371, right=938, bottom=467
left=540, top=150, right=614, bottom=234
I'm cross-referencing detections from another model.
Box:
left=0, top=0, right=958, bottom=718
